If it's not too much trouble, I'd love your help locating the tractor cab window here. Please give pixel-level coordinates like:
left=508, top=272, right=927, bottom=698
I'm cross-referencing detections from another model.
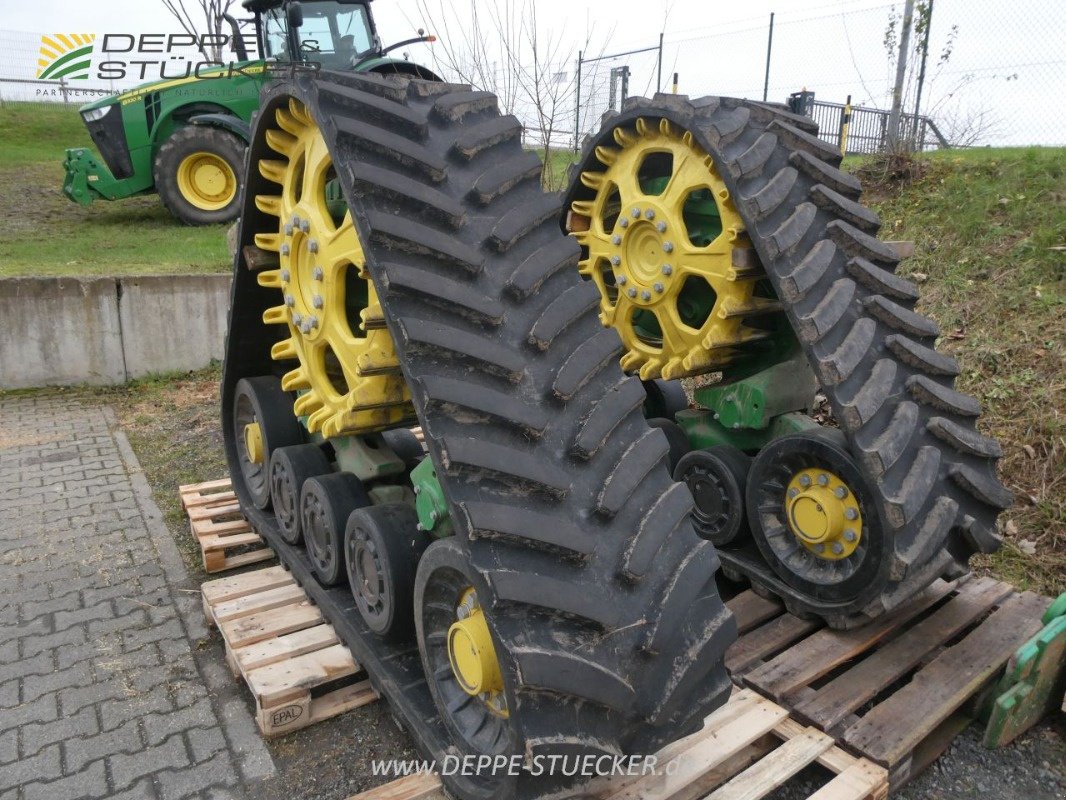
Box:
left=263, top=2, right=376, bottom=67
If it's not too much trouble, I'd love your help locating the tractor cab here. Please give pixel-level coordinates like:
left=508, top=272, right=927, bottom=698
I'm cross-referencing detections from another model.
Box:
left=62, top=0, right=437, bottom=225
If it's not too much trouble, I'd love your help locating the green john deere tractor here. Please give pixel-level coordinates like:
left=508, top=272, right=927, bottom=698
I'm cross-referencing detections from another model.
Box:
left=62, top=0, right=437, bottom=225
left=219, top=9, right=1006, bottom=797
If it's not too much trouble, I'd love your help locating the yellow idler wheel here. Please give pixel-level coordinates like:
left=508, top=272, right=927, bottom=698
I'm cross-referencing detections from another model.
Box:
left=785, top=467, right=862, bottom=560
left=569, top=117, right=777, bottom=380
left=176, top=151, right=237, bottom=211
left=447, top=589, right=509, bottom=718
left=243, top=421, right=264, bottom=465
left=252, top=97, right=414, bottom=438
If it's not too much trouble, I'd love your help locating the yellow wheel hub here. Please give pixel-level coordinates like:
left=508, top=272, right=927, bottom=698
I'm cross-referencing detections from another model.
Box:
left=785, top=468, right=862, bottom=560
left=176, top=151, right=237, bottom=211
left=243, top=421, right=264, bottom=465
left=447, top=589, right=508, bottom=718
left=253, top=98, right=414, bottom=438
left=570, top=117, right=779, bottom=380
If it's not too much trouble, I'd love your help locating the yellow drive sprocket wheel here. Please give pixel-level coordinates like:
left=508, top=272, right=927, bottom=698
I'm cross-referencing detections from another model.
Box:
left=253, top=98, right=414, bottom=438
left=570, top=117, right=780, bottom=380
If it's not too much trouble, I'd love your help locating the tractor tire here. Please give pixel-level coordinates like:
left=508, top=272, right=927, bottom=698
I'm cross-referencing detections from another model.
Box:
left=154, top=125, right=245, bottom=225
left=223, top=74, right=735, bottom=799
left=566, top=95, right=1008, bottom=627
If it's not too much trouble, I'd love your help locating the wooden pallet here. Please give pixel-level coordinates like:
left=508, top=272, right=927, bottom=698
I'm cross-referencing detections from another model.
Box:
left=179, top=478, right=274, bottom=573
left=202, top=565, right=379, bottom=736
left=723, top=576, right=1052, bottom=789
left=348, top=689, right=887, bottom=800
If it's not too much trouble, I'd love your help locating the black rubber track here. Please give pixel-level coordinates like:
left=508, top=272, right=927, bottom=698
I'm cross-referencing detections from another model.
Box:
left=224, top=74, right=734, bottom=799
left=566, top=94, right=1008, bottom=627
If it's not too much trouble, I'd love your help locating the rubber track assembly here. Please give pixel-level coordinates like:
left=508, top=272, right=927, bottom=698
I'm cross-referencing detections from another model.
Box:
left=567, top=94, right=1008, bottom=627
left=222, top=74, right=734, bottom=799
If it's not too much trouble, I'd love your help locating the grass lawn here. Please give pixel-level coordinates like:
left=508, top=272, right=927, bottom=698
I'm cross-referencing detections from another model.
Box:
left=0, top=101, right=230, bottom=277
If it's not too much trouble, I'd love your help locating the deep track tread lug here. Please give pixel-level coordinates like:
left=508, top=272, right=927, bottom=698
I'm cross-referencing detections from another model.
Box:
left=529, top=282, right=601, bottom=351
left=512, top=648, right=635, bottom=711
left=846, top=256, right=920, bottom=301
left=797, top=278, right=855, bottom=342
left=779, top=239, right=835, bottom=302
left=828, top=219, right=901, bottom=265
left=349, top=162, right=463, bottom=226
left=471, top=153, right=542, bottom=205
left=452, top=114, right=523, bottom=160
left=733, top=131, right=778, bottom=178
left=884, top=445, right=941, bottom=528
left=811, top=183, right=881, bottom=233
left=367, top=210, right=483, bottom=273
left=840, top=358, right=896, bottom=428
left=318, top=82, right=428, bottom=136
left=398, top=317, right=525, bottom=380
left=823, top=317, right=877, bottom=383
left=506, top=236, right=581, bottom=300
left=459, top=501, right=595, bottom=555
left=864, top=295, right=940, bottom=338
left=438, top=436, right=571, bottom=496
left=643, top=543, right=720, bottom=653
left=572, top=377, right=647, bottom=460
left=709, top=105, right=751, bottom=145
left=949, top=463, right=1014, bottom=509
left=906, top=374, right=982, bottom=416
left=927, top=416, right=1002, bottom=458
left=552, top=328, right=623, bottom=400
left=490, top=192, right=563, bottom=252
left=333, top=116, right=447, bottom=181
left=789, top=149, right=862, bottom=197
left=856, top=401, right=919, bottom=476
left=746, top=166, right=798, bottom=220
left=432, top=90, right=497, bottom=121
left=886, top=334, right=960, bottom=376
left=490, top=571, right=621, bottom=628
left=622, top=482, right=692, bottom=579
left=765, top=201, right=817, bottom=258
left=418, top=375, right=547, bottom=436
left=597, top=429, right=670, bottom=517
left=768, top=118, right=843, bottom=166
left=380, top=263, right=504, bottom=326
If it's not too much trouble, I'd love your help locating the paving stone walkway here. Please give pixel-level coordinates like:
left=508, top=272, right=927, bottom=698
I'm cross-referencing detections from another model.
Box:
left=0, top=395, right=274, bottom=800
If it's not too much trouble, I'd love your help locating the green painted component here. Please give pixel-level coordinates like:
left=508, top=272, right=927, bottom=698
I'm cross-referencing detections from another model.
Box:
left=62, top=1, right=431, bottom=208
left=983, top=592, right=1066, bottom=748
left=695, top=350, right=818, bottom=431
left=331, top=434, right=405, bottom=482
left=411, top=456, right=452, bottom=538
left=677, top=409, right=819, bottom=453
left=62, top=147, right=127, bottom=205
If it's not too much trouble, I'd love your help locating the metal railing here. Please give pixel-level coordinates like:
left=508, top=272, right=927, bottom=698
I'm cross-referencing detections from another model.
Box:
left=807, top=99, right=950, bottom=155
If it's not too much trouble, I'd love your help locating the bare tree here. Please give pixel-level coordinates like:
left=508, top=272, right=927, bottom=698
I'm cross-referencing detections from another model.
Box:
left=159, top=0, right=239, bottom=62
left=414, top=0, right=609, bottom=187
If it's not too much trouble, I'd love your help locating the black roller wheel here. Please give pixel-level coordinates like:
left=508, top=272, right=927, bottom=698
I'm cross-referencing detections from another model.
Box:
left=301, top=472, right=369, bottom=586
left=746, top=429, right=886, bottom=604
left=674, top=446, right=752, bottom=546
left=648, top=417, right=692, bottom=474
left=346, top=503, right=428, bottom=639
left=415, top=538, right=519, bottom=796
left=643, top=378, right=689, bottom=420
left=269, top=444, right=332, bottom=545
left=232, top=376, right=305, bottom=510
left=381, top=428, right=426, bottom=473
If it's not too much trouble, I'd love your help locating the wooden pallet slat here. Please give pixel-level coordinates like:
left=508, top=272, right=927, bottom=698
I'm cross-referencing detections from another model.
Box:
left=843, top=590, right=1049, bottom=768
left=794, top=576, right=1013, bottom=731
left=179, top=478, right=274, bottom=573
left=704, top=726, right=834, bottom=800
left=202, top=568, right=380, bottom=738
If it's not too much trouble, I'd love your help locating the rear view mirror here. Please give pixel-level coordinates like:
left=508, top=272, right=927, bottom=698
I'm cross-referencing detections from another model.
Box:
left=287, top=2, right=304, bottom=29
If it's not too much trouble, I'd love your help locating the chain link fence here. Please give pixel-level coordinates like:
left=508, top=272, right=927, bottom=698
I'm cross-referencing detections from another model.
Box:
left=575, top=0, right=1065, bottom=150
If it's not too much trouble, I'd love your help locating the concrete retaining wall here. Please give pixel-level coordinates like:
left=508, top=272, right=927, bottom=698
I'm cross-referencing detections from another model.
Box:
left=0, top=274, right=232, bottom=389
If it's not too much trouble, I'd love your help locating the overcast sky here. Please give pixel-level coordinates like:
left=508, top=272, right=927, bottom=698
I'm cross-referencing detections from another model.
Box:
left=2, top=0, right=1062, bottom=145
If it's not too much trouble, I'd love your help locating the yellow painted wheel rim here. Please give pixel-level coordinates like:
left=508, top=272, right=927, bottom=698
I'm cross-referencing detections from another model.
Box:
left=253, top=98, right=414, bottom=438
left=447, top=588, right=509, bottom=718
left=176, top=151, right=237, bottom=211
left=785, top=468, right=862, bottom=560
left=243, top=421, right=264, bottom=465
left=570, top=117, right=775, bottom=380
